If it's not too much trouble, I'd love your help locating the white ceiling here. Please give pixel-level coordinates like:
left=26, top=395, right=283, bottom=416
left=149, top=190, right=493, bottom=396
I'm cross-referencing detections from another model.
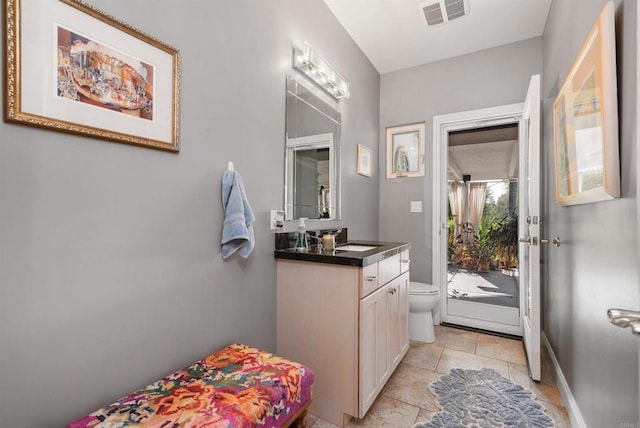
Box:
left=449, top=140, right=518, bottom=181
left=322, top=0, right=552, bottom=74
left=448, top=124, right=519, bottom=181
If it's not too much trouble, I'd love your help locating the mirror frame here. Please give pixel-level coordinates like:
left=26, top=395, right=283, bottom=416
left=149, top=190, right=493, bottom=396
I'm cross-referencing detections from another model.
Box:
left=284, top=75, right=341, bottom=221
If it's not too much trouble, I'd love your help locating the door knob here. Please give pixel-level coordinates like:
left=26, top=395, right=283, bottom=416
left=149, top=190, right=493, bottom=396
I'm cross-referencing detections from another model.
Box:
left=608, top=309, right=640, bottom=336
left=608, top=308, right=640, bottom=328
left=520, top=236, right=541, bottom=245
left=538, top=237, right=561, bottom=246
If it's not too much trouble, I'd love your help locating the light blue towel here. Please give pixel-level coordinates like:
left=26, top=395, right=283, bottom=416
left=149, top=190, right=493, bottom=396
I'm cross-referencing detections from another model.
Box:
left=221, top=170, right=255, bottom=259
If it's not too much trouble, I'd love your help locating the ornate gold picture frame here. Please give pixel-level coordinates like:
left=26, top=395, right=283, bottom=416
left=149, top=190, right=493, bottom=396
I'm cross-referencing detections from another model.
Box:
left=4, top=0, right=180, bottom=152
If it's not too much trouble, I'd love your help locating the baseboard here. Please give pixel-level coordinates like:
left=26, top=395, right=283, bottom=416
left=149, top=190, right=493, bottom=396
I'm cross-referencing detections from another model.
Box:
left=541, top=332, right=587, bottom=428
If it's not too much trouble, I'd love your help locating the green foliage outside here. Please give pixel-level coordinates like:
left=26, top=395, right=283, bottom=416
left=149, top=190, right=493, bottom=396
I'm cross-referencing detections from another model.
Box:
left=481, top=180, right=519, bottom=268
left=448, top=180, right=519, bottom=271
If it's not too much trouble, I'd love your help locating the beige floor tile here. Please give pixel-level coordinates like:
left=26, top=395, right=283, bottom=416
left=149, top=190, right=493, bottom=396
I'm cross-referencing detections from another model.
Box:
left=540, top=345, right=560, bottom=385
left=312, top=418, right=341, bottom=428
left=380, top=363, right=442, bottom=411
left=402, top=341, right=443, bottom=371
left=413, top=408, right=438, bottom=426
left=476, top=334, right=527, bottom=365
left=508, top=362, right=563, bottom=406
left=347, top=395, right=419, bottom=427
left=305, top=413, right=319, bottom=426
left=436, top=347, right=509, bottom=377
left=538, top=401, right=570, bottom=428
left=431, top=325, right=478, bottom=353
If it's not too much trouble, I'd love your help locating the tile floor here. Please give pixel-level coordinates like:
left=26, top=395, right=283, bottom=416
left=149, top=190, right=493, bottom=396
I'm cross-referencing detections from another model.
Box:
left=305, top=325, right=571, bottom=427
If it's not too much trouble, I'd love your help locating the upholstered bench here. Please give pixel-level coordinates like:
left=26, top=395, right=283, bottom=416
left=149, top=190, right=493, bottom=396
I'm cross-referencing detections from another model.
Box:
left=68, top=344, right=314, bottom=427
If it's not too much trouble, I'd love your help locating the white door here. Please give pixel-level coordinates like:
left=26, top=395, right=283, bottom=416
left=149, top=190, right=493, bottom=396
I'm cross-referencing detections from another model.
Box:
left=432, top=103, right=525, bottom=337
left=519, top=74, right=542, bottom=381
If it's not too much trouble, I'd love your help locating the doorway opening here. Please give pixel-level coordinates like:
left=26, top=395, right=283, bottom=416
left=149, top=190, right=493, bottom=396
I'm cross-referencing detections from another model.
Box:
left=447, top=180, right=519, bottom=306
left=447, top=124, right=520, bottom=315
left=432, top=105, right=524, bottom=336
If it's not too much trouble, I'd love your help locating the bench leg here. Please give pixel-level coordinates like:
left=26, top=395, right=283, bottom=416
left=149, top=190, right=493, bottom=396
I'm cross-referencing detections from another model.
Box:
left=291, top=408, right=308, bottom=428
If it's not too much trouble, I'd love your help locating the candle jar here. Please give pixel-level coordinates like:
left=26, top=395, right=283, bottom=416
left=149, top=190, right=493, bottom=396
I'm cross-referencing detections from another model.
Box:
left=322, top=234, right=336, bottom=251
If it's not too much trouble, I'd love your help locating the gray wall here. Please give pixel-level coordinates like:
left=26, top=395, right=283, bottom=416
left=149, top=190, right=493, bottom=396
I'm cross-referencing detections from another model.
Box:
left=542, top=0, right=639, bottom=425
left=379, top=38, right=543, bottom=284
left=0, top=1, right=380, bottom=426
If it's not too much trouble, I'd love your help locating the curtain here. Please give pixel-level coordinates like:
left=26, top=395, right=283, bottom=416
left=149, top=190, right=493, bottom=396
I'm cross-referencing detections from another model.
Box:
left=448, top=181, right=466, bottom=238
left=468, top=182, right=488, bottom=230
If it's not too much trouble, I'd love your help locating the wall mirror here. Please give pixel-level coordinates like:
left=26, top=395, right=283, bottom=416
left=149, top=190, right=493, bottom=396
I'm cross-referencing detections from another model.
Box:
left=285, top=75, right=341, bottom=220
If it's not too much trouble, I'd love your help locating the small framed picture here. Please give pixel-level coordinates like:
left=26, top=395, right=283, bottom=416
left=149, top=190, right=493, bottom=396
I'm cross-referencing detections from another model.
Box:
left=386, top=122, right=425, bottom=178
left=357, top=144, right=373, bottom=177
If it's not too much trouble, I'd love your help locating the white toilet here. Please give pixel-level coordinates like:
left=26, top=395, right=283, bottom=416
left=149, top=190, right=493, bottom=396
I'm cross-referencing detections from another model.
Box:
left=408, top=281, right=440, bottom=343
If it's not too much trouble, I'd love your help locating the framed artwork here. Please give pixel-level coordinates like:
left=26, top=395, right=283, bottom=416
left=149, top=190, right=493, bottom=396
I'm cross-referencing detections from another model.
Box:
left=4, top=0, right=180, bottom=152
left=356, top=144, right=372, bottom=177
left=386, top=122, right=425, bottom=178
left=552, top=1, right=619, bottom=206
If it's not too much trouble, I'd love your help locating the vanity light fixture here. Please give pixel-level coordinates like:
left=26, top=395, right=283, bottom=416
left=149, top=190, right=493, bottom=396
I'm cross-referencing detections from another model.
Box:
left=293, top=43, right=350, bottom=100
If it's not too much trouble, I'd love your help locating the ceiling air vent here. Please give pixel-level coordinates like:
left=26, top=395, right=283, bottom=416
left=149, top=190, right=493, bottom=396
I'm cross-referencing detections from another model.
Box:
left=419, top=0, right=470, bottom=26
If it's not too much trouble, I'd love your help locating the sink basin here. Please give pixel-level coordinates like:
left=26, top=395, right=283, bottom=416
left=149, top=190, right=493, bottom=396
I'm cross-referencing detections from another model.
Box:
left=335, top=245, right=377, bottom=252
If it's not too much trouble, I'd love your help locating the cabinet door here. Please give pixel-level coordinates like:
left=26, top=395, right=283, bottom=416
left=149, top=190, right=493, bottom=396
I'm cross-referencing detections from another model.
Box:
left=397, top=272, right=410, bottom=360
left=387, top=280, right=400, bottom=370
left=388, top=272, right=410, bottom=370
left=359, top=285, right=388, bottom=417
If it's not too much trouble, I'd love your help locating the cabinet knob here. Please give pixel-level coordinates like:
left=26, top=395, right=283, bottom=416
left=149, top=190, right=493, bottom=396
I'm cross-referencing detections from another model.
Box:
left=388, top=287, right=397, bottom=295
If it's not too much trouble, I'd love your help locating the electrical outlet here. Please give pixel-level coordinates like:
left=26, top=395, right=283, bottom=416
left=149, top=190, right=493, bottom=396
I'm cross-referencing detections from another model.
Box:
left=270, top=210, right=285, bottom=230
left=410, top=201, right=423, bottom=213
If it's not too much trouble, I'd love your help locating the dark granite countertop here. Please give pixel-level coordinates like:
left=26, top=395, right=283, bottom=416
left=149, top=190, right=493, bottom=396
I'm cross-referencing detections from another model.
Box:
left=274, top=241, right=411, bottom=267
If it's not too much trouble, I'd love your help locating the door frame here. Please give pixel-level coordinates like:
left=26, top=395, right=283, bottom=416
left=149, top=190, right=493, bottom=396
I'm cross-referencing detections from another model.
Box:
left=432, top=103, right=525, bottom=336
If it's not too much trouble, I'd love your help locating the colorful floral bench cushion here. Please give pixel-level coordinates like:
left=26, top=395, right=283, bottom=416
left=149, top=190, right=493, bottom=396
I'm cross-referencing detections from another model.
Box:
left=68, top=344, right=314, bottom=427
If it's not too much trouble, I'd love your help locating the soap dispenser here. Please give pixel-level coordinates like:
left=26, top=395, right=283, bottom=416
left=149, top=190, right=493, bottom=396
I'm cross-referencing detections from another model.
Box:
left=295, top=217, right=308, bottom=250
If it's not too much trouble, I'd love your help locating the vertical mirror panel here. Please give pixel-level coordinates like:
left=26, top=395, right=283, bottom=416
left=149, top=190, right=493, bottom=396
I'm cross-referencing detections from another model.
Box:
left=285, top=76, right=341, bottom=220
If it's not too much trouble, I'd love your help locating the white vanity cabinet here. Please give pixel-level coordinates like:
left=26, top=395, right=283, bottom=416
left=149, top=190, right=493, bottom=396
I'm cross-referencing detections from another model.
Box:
left=276, top=245, right=409, bottom=427
left=358, top=271, right=409, bottom=416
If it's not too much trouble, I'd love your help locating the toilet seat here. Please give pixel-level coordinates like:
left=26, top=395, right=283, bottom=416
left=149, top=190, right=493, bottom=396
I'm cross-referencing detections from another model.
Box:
left=409, top=281, right=439, bottom=295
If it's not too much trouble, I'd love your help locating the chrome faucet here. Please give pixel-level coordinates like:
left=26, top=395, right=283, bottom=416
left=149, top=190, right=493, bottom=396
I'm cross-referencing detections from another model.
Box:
left=305, top=231, right=323, bottom=251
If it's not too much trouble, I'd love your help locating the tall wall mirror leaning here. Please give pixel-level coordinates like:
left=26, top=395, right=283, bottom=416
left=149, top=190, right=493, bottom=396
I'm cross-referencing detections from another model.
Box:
left=285, top=75, right=341, bottom=220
